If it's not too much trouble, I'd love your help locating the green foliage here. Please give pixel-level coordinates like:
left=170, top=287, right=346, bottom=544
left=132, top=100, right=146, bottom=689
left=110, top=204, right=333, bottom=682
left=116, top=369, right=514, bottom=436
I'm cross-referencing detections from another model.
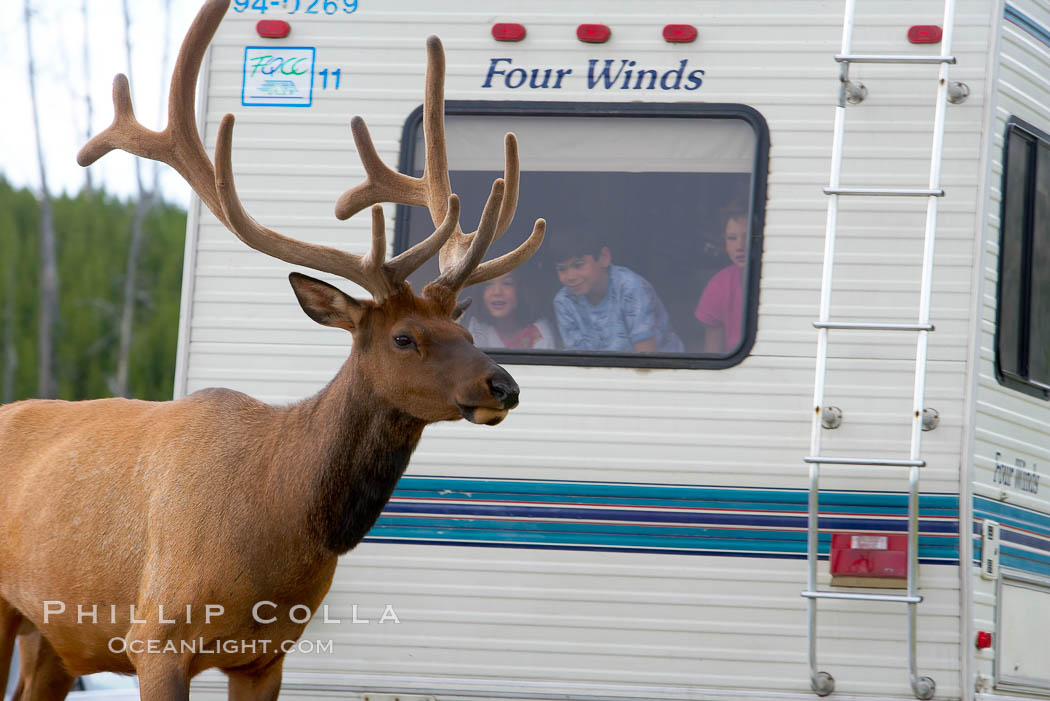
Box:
left=0, top=178, right=187, bottom=402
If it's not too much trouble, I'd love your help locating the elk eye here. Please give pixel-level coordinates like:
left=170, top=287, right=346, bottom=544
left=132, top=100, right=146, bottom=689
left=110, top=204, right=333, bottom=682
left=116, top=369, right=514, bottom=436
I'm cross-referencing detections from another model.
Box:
left=393, top=334, right=415, bottom=349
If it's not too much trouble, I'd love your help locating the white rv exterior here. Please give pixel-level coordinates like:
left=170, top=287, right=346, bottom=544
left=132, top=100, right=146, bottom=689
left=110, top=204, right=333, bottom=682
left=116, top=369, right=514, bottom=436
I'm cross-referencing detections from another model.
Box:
left=170, top=1, right=1050, bottom=700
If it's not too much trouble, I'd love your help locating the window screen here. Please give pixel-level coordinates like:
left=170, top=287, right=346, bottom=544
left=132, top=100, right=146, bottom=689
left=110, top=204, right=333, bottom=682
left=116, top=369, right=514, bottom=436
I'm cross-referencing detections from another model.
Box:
left=997, top=118, right=1050, bottom=397
left=395, top=103, right=768, bottom=369
left=1030, top=143, right=1050, bottom=384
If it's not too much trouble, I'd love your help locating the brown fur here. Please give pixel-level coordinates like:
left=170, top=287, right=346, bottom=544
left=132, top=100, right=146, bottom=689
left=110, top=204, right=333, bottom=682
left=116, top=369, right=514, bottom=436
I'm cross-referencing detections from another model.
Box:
left=0, top=280, right=519, bottom=699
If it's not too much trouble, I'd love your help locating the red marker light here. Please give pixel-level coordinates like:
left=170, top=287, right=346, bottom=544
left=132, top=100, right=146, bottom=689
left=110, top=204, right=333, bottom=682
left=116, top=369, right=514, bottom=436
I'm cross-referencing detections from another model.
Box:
left=976, top=631, right=992, bottom=649
left=907, top=25, right=943, bottom=43
left=492, top=23, right=526, bottom=42
left=577, top=24, right=611, bottom=43
left=663, top=24, right=698, bottom=43
left=256, top=19, right=291, bottom=39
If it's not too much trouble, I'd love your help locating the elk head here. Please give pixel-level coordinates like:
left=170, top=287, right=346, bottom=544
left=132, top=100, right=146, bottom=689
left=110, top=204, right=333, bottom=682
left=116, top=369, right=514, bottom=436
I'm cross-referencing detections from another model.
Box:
left=77, top=0, right=544, bottom=426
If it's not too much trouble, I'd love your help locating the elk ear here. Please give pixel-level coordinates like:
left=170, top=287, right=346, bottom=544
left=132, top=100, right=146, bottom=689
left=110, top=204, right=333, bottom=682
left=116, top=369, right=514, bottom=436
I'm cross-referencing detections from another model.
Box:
left=452, top=297, right=472, bottom=321
left=288, top=272, right=368, bottom=331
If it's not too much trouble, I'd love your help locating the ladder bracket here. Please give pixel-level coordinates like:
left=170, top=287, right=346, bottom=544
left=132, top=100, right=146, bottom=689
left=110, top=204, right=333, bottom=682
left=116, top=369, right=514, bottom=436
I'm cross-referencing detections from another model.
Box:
left=821, top=406, right=843, bottom=429
left=837, top=61, right=867, bottom=105
left=811, top=671, right=835, bottom=697
left=844, top=79, right=867, bottom=104
left=948, top=81, right=970, bottom=104
left=912, top=676, right=936, bottom=700
left=921, top=408, right=940, bottom=431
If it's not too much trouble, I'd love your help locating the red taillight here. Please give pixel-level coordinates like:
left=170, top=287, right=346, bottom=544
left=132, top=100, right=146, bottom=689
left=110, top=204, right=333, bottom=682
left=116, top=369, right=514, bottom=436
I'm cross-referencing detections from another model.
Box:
left=976, top=631, right=993, bottom=650
left=907, top=25, right=943, bottom=43
left=492, top=23, right=526, bottom=42
left=830, top=533, right=909, bottom=579
left=663, top=24, right=698, bottom=43
left=256, top=19, right=290, bottom=39
left=577, top=24, right=611, bottom=43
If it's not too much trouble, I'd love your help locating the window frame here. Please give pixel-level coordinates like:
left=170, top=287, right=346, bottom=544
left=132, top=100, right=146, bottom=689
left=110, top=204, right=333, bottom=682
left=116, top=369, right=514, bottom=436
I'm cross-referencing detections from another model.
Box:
left=394, top=100, right=770, bottom=370
left=995, top=116, right=1050, bottom=399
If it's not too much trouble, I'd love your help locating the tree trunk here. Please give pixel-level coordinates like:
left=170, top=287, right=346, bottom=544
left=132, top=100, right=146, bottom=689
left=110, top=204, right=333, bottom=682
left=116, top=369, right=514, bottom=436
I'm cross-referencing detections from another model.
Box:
left=24, top=0, right=60, bottom=399
left=152, top=0, right=173, bottom=196
left=81, top=0, right=94, bottom=194
left=115, top=194, right=150, bottom=397
left=113, top=0, right=150, bottom=397
left=2, top=228, right=18, bottom=405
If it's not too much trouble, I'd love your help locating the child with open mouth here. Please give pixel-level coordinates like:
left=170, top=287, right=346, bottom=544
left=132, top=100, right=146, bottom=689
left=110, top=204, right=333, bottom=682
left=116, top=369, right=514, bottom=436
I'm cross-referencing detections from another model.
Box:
left=466, top=272, right=556, bottom=350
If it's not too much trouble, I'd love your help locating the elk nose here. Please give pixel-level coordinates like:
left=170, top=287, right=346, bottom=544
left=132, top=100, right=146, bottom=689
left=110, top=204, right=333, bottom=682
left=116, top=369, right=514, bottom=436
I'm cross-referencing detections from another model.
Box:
left=487, top=369, right=519, bottom=410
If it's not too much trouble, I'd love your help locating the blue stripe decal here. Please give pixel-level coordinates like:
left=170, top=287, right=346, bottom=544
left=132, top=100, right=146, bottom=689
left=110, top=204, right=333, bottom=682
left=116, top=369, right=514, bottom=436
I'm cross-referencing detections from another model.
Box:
left=393, top=476, right=959, bottom=510
left=974, top=497, right=1050, bottom=533
left=362, top=476, right=960, bottom=562
left=366, top=539, right=825, bottom=560
left=971, top=518, right=1050, bottom=553
left=1002, top=548, right=1050, bottom=578
left=1005, top=4, right=1050, bottom=48
left=382, top=502, right=959, bottom=533
left=1002, top=528, right=1050, bottom=552
left=973, top=496, right=1050, bottom=577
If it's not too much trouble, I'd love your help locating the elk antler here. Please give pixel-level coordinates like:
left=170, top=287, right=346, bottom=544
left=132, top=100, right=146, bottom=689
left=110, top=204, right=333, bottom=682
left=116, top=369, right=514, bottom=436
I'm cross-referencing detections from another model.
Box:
left=214, top=115, right=461, bottom=299
left=78, top=0, right=470, bottom=303
left=77, top=0, right=228, bottom=226
left=333, top=36, right=546, bottom=291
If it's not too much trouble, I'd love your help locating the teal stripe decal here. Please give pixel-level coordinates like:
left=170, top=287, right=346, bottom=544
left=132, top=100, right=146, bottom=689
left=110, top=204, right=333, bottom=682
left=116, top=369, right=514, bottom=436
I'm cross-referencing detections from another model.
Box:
left=973, top=496, right=1050, bottom=577
left=974, top=496, right=1050, bottom=533
left=395, top=476, right=959, bottom=511
left=1005, top=4, right=1050, bottom=48
left=364, top=476, right=961, bottom=562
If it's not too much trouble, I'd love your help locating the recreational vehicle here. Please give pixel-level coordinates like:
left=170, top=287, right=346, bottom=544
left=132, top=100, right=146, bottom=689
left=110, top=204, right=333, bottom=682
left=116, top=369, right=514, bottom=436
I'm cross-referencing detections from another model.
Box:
left=145, top=0, right=1050, bottom=699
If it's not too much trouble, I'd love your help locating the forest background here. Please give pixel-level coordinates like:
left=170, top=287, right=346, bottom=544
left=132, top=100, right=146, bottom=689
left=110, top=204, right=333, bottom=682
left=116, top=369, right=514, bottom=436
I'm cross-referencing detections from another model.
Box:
left=2, top=1, right=199, bottom=403
left=0, top=181, right=185, bottom=401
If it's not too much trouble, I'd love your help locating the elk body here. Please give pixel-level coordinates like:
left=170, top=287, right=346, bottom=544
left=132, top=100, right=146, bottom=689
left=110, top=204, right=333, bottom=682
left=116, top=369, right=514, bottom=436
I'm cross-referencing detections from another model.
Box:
left=0, top=2, right=544, bottom=699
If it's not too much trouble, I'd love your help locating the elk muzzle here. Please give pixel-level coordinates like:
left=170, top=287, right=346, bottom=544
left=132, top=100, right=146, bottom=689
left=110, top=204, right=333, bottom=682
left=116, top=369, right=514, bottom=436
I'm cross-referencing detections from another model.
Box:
left=459, top=365, right=519, bottom=426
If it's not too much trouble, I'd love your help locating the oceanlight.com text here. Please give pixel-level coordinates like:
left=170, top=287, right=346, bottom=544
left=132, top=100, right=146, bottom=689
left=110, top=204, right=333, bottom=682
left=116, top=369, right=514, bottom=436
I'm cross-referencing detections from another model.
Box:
left=107, top=638, right=334, bottom=656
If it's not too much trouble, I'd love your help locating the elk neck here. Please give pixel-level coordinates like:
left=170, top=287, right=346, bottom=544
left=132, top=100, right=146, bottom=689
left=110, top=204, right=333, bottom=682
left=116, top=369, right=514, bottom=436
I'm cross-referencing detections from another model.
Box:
left=281, top=352, right=427, bottom=556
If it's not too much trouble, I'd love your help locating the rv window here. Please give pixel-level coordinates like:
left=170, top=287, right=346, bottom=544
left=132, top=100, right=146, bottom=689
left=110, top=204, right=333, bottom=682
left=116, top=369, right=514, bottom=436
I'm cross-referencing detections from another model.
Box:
left=395, top=104, right=768, bottom=369
left=997, top=119, right=1050, bottom=397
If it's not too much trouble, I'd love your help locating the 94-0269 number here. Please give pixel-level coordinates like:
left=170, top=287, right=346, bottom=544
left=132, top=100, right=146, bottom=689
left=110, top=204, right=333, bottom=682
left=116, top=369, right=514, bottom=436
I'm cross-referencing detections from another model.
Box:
left=234, top=0, right=358, bottom=14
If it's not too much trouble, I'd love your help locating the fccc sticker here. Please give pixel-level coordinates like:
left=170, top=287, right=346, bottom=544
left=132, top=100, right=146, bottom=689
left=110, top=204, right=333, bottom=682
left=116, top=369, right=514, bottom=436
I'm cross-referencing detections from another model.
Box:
left=242, top=46, right=316, bottom=107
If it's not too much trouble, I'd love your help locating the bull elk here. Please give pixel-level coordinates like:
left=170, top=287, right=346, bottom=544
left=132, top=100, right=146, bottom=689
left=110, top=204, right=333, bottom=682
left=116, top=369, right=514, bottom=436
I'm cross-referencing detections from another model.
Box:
left=0, top=1, right=545, bottom=698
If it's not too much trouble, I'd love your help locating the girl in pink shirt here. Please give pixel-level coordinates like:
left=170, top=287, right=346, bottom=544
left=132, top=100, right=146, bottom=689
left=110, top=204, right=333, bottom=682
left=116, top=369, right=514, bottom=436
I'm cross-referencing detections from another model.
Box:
left=695, top=212, right=747, bottom=354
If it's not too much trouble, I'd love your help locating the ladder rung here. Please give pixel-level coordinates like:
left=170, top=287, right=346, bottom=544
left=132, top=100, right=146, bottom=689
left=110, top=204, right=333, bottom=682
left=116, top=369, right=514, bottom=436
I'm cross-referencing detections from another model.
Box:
left=824, top=187, right=944, bottom=197
left=802, top=590, right=923, bottom=603
left=804, top=456, right=926, bottom=467
left=835, top=54, right=956, bottom=65
left=813, top=321, right=935, bottom=331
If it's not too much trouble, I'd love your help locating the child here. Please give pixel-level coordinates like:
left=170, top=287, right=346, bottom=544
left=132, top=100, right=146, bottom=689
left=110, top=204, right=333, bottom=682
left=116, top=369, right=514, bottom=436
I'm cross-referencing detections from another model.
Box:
left=467, top=272, right=556, bottom=350
left=552, top=232, right=683, bottom=353
left=695, top=202, right=748, bottom=353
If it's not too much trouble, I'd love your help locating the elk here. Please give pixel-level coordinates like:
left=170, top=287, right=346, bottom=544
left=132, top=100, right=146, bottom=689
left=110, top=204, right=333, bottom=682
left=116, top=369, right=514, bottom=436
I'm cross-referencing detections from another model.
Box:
left=0, top=1, right=544, bottom=699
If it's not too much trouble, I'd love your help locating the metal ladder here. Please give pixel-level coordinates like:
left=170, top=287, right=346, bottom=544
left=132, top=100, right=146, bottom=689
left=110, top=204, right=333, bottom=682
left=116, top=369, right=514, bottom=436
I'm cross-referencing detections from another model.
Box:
left=803, top=0, right=960, bottom=698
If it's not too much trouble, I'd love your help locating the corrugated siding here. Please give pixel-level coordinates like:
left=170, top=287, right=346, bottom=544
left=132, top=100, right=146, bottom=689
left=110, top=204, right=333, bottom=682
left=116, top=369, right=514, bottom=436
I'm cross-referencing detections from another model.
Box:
left=972, top=0, right=1050, bottom=694
left=181, top=1, right=996, bottom=698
